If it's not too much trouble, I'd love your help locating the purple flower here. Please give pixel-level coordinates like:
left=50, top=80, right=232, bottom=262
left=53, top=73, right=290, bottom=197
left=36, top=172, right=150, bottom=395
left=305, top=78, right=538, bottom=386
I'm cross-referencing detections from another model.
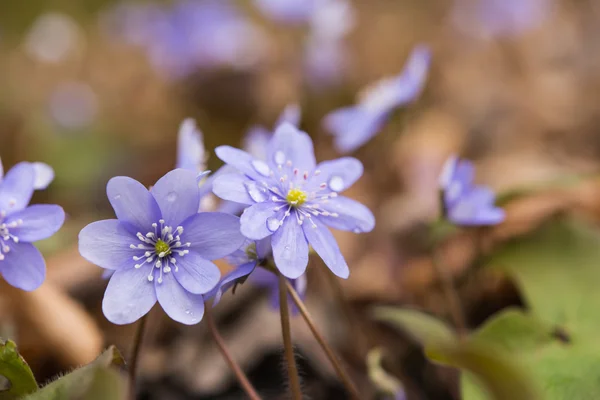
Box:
left=209, top=238, right=307, bottom=314
left=79, top=169, right=245, bottom=325
left=439, top=156, right=505, bottom=226
left=176, top=118, right=207, bottom=174
left=102, top=0, right=267, bottom=79
left=0, top=160, right=65, bottom=291
left=212, top=123, right=375, bottom=279
left=323, top=45, right=431, bottom=153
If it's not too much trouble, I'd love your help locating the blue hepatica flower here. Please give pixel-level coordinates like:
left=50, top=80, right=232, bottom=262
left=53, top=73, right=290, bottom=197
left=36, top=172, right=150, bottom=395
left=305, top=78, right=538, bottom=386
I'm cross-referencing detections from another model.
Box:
left=79, top=169, right=245, bottom=325
left=0, top=160, right=65, bottom=291
left=439, top=156, right=505, bottom=226
left=323, top=45, right=431, bottom=153
left=209, top=238, right=307, bottom=314
left=213, top=123, right=375, bottom=279
left=103, top=0, right=267, bottom=79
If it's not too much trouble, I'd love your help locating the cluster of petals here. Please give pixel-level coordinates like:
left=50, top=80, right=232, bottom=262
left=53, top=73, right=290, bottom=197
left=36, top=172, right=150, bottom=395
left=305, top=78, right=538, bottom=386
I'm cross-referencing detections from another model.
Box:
left=79, top=169, right=244, bottom=325
left=439, top=156, right=505, bottom=226
left=213, top=122, right=375, bottom=279
left=323, top=45, right=431, bottom=153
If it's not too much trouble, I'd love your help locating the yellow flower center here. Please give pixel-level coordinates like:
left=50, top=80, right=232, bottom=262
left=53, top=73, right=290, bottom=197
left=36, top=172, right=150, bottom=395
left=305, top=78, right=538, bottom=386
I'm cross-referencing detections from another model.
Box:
left=286, top=188, right=308, bottom=207
left=155, top=239, right=171, bottom=257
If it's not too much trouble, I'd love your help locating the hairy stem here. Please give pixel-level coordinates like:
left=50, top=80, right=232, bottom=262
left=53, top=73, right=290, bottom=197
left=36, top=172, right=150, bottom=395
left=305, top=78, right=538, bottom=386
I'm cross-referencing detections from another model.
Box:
left=278, top=274, right=303, bottom=400
left=285, top=280, right=364, bottom=400
left=204, top=304, right=262, bottom=400
left=129, top=314, right=148, bottom=400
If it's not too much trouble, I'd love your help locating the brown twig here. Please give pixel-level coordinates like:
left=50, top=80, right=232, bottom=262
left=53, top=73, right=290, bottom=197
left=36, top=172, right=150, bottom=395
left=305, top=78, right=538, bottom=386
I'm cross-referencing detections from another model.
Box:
left=279, top=274, right=303, bottom=400
left=204, top=305, right=262, bottom=400
left=285, top=280, right=364, bottom=400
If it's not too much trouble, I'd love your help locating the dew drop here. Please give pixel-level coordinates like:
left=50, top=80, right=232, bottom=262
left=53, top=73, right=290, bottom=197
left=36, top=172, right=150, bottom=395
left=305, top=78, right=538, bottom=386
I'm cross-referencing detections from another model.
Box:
left=113, top=195, right=121, bottom=200
left=167, top=191, right=178, bottom=202
left=267, top=217, right=281, bottom=232
left=251, top=160, right=271, bottom=177
left=274, top=150, right=286, bottom=165
left=353, top=228, right=362, bottom=234
left=185, top=309, right=191, bottom=315
left=328, top=176, right=344, bottom=192
left=245, top=182, right=268, bottom=203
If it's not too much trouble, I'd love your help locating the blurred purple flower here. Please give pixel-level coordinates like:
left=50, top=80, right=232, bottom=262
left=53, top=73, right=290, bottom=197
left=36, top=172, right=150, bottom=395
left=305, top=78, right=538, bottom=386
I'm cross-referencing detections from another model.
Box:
left=102, top=0, right=267, bottom=79
left=250, top=267, right=307, bottom=315
left=0, top=160, right=65, bottom=291
left=451, top=0, right=554, bottom=38
left=253, top=0, right=317, bottom=24
left=213, top=123, right=374, bottom=279
left=79, top=169, right=245, bottom=325
left=208, top=238, right=307, bottom=314
left=323, top=45, right=431, bottom=153
left=439, top=156, right=505, bottom=226
left=176, top=118, right=207, bottom=174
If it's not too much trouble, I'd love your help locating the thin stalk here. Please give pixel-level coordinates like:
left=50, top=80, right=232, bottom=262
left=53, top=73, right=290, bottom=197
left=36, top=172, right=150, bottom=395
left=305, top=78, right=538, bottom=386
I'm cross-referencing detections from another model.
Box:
left=279, top=274, right=303, bottom=400
left=129, top=314, right=148, bottom=400
left=431, top=250, right=468, bottom=338
left=285, top=280, right=364, bottom=400
left=204, top=305, right=262, bottom=400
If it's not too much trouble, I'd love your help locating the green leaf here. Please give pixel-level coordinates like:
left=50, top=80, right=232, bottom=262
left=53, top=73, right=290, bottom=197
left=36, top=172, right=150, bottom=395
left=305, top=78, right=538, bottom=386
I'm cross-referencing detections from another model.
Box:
left=26, top=346, right=125, bottom=400
left=372, top=307, right=456, bottom=345
left=0, top=339, right=38, bottom=399
left=461, top=219, right=600, bottom=399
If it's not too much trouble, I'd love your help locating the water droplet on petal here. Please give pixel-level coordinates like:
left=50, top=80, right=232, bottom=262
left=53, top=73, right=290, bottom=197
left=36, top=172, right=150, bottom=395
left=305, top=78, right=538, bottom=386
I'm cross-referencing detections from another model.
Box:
left=267, top=217, right=281, bottom=232
left=167, top=191, right=178, bottom=202
left=274, top=150, right=286, bottom=165
left=245, top=182, right=268, bottom=203
left=185, top=309, right=191, bottom=315
left=328, top=176, right=344, bottom=192
left=113, top=195, right=121, bottom=200
left=251, top=160, right=271, bottom=176
left=353, top=228, right=362, bottom=234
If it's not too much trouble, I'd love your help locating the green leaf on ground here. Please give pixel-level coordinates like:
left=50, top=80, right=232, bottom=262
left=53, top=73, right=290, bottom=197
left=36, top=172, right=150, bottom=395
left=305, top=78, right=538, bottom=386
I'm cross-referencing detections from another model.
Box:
left=372, top=307, right=456, bottom=345
left=26, top=346, right=126, bottom=400
left=0, top=339, right=38, bottom=399
left=462, top=219, right=600, bottom=399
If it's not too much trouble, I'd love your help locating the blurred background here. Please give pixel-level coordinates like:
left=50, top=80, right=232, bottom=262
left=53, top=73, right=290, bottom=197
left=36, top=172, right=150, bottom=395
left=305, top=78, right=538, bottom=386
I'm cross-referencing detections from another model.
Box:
left=2, top=0, right=600, bottom=398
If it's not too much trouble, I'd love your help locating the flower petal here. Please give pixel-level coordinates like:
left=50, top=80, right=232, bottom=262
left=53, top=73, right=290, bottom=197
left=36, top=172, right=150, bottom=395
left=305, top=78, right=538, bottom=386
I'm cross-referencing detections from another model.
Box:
left=107, top=176, right=161, bottom=233
left=215, top=146, right=264, bottom=180
left=275, top=104, right=301, bottom=127
left=310, top=157, right=363, bottom=192
left=7, top=205, right=65, bottom=243
left=32, top=162, right=55, bottom=190
left=176, top=118, right=206, bottom=172
left=323, top=107, right=386, bottom=153
left=271, top=218, right=308, bottom=279
left=243, top=126, right=271, bottom=160
left=319, top=196, right=375, bottom=233
left=156, top=272, right=205, bottom=325
left=392, top=44, right=431, bottom=105
left=0, top=163, right=35, bottom=213
left=174, top=251, right=221, bottom=294
left=102, top=265, right=157, bottom=324
left=267, top=123, right=316, bottom=171
left=212, top=173, right=254, bottom=205
left=256, top=237, right=272, bottom=259
left=208, top=261, right=257, bottom=306
left=150, top=169, right=200, bottom=227
left=0, top=242, right=46, bottom=291
left=79, top=220, right=137, bottom=270
left=181, top=212, right=245, bottom=260
left=240, top=202, right=278, bottom=240
left=303, top=220, right=349, bottom=278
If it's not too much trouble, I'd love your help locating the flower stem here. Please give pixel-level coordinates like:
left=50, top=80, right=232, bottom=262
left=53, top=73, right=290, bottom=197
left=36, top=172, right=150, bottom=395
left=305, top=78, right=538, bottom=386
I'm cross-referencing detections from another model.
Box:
left=204, top=305, right=262, bottom=400
left=278, top=273, right=303, bottom=400
left=431, top=250, right=468, bottom=338
left=285, top=280, right=364, bottom=400
left=129, top=314, right=148, bottom=400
